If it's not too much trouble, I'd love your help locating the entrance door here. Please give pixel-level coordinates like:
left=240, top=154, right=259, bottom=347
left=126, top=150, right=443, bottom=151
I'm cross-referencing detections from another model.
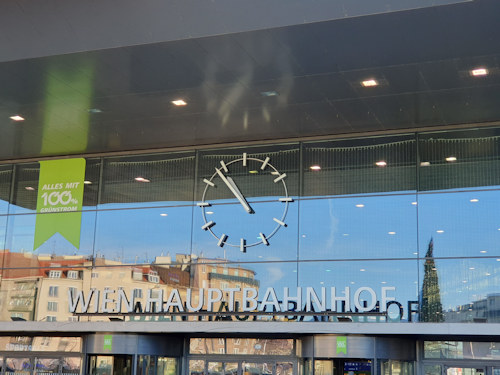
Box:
left=445, top=367, right=485, bottom=375
left=88, top=355, right=133, bottom=375
left=189, top=360, right=295, bottom=375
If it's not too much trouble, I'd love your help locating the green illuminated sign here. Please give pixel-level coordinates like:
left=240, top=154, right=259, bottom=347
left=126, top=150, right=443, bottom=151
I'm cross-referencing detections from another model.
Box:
left=336, top=336, right=347, bottom=354
left=34, top=158, right=86, bottom=249
left=103, top=335, right=113, bottom=351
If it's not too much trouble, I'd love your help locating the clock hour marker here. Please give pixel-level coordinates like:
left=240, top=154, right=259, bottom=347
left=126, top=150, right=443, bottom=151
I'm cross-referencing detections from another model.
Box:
left=218, top=234, right=227, bottom=247
left=240, top=238, right=246, bottom=253
left=261, top=157, right=270, bottom=170
left=279, top=197, right=293, bottom=202
left=273, top=173, right=287, bottom=183
left=259, top=233, right=269, bottom=245
left=204, top=179, right=215, bottom=187
left=197, top=202, right=211, bottom=207
left=220, top=160, right=228, bottom=172
left=202, top=221, right=215, bottom=230
left=273, top=218, right=286, bottom=227
left=243, top=153, right=247, bottom=166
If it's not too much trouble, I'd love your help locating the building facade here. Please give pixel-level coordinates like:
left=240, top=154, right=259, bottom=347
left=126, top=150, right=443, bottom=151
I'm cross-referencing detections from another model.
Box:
left=1, top=1, right=500, bottom=375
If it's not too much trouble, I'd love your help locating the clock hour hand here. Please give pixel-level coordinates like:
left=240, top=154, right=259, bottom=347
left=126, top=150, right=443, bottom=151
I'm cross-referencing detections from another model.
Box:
left=215, top=168, right=254, bottom=214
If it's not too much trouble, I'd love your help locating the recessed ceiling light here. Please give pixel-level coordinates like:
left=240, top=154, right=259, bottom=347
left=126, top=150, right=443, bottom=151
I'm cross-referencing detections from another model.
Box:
left=486, top=272, right=491, bottom=276
left=325, top=269, right=331, bottom=272
left=411, top=202, right=417, bottom=205
left=25, top=186, right=35, bottom=191
left=446, top=156, right=457, bottom=162
left=10, top=115, right=25, bottom=121
left=413, top=252, right=418, bottom=255
left=381, top=281, right=387, bottom=284
left=469, top=267, right=475, bottom=270
left=355, top=204, right=365, bottom=208
left=360, top=268, right=366, bottom=272
left=206, top=211, right=214, bottom=215
left=171, top=99, right=187, bottom=106
left=420, top=161, right=431, bottom=167
left=83, top=180, right=92, bottom=185
left=436, top=230, right=444, bottom=233
left=480, top=250, right=487, bottom=253
left=310, top=165, right=321, bottom=171
left=261, top=91, right=279, bottom=97
left=160, top=213, right=168, bottom=217
left=361, top=79, right=378, bottom=87
left=470, top=68, right=488, bottom=77
left=134, top=177, right=150, bottom=182
left=388, top=231, right=396, bottom=235
left=375, top=160, right=387, bottom=167
left=343, top=233, right=349, bottom=236
left=470, top=198, right=479, bottom=202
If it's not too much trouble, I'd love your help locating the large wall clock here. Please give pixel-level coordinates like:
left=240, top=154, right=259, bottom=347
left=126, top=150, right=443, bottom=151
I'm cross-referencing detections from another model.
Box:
left=198, top=153, right=293, bottom=252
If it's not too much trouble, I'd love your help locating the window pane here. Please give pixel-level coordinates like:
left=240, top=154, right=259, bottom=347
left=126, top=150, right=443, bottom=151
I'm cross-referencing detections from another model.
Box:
left=419, top=128, right=500, bottom=191
left=61, top=357, right=81, bottom=375
left=303, top=136, right=416, bottom=197
left=190, top=339, right=225, bottom=354
left=299, top=194, right=417, bottom=260
left=0, top=164, right=12, bottom=214
left=158, top=358, right=177, bottom=375
left=420, top=258, right=500, bottom=323
left=418, top=190, right=500, bottom=258
left=4, top=211, right=96, bottom=255
left=100, top=152, right=195, bottom=208
left=299, top=260, right=418, bottom=322
left=94, top=206, right=192, bottom=264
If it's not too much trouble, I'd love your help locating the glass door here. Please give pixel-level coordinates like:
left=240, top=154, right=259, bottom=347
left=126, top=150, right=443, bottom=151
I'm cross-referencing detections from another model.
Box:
left=445, top=367, right=485, bottom=375
left=88, top=355, right=132, bottom=375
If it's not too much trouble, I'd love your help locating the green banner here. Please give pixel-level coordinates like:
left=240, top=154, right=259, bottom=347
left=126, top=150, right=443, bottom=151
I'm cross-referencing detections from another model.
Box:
left=34, top=158, right=86, bottom=250
left=336, top=336, right=347, bottom=354
left=103, top=335, right=113, bottom=351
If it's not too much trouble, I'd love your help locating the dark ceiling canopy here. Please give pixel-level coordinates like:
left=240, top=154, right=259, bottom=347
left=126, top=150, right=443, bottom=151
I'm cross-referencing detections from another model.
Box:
left=0, top=0, right=500, bottom=161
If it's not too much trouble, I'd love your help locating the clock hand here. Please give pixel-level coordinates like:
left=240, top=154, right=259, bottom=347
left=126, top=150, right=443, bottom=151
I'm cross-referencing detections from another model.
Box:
left=215, top=168, right=254, bottom=214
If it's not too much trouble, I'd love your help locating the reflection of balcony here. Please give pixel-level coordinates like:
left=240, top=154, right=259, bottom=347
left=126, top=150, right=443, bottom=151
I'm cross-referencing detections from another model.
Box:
left=208, top=272, right=260, bottom=287
left=8, top=306, right=34, bottom=312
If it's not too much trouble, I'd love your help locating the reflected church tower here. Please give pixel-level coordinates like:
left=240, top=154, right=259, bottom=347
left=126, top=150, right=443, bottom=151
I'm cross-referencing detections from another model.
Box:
left=420, top=238, right=444, bottom=322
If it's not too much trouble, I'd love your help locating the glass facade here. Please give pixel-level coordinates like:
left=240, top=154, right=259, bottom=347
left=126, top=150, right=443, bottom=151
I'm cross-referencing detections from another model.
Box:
left=0, top=128, right=499, bottom=323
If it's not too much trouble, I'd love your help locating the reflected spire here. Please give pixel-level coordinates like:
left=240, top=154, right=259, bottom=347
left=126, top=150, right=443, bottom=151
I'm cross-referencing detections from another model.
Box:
left=420, top=238, right=444, bottom=322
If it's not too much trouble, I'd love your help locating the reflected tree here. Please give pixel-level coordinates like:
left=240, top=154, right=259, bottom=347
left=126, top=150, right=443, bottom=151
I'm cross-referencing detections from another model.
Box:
left=420, top=238, right=444, bottom=322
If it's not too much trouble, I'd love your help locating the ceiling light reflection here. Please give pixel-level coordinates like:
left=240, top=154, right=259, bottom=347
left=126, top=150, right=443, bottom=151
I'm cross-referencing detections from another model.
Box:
left=310, top=165, right=321, bottom=171
left=134, top=177, right=150, bottom=182
left=361, top=79, right=378, bottom=87
left=446, top=156, right=457, bottom=162
left=375, top=160, right=387, bottom=167
left=471, top=68, right=488, bottom=77
left=171, top=99, right=187, bottom=106
left=83, top=180, right=92, bottom=185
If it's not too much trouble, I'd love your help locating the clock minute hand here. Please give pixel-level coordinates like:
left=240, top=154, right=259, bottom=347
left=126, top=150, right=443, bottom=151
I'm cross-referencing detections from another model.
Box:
left=215, top=168, right=254, bottom=214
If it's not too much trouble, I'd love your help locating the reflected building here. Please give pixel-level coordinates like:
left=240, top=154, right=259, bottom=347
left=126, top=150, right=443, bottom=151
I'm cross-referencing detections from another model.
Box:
left=445, top=293, right=500, bottom=323
left=0, top=250, right=260, bottom=322
left=420, top=239, right=444, bottom=322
